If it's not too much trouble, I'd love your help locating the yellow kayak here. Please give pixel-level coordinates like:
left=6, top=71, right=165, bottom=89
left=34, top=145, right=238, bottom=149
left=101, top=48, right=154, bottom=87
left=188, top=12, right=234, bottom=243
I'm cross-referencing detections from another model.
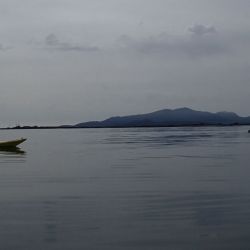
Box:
left=0, top=138, right=27, bottom=148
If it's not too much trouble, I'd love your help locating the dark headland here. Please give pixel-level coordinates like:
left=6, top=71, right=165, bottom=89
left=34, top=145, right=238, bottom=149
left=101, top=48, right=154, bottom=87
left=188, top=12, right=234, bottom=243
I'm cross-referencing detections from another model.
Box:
left=3, top=107, right=250, bottom=130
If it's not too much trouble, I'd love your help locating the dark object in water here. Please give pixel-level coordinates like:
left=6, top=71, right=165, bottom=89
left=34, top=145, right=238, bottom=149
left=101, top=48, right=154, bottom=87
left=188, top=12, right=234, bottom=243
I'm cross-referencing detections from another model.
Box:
left=248, top=130, right=250, bottom=133
left=0, top=147, right=25, bottom=154
left=0, top=138, right=27, bottom=148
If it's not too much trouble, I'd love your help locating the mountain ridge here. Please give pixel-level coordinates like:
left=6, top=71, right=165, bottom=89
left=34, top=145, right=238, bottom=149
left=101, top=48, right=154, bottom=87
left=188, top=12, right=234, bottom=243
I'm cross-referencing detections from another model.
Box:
left=74, top=107, right=250, bottom=128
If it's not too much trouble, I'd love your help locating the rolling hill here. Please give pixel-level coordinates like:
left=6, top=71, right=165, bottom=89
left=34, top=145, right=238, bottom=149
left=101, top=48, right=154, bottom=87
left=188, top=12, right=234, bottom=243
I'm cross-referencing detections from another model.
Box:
left=74, top=108, right=250, bottom=128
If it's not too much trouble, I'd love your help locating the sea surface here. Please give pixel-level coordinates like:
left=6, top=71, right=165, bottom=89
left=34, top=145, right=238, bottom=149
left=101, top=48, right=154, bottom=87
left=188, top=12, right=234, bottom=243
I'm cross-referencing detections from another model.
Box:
left=0, top=126, right=250, bottom=249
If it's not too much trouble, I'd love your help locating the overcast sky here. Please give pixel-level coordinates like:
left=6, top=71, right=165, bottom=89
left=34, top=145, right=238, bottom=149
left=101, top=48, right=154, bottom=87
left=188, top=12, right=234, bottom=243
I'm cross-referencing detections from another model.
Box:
left=1, top=0, right=250, bottom=126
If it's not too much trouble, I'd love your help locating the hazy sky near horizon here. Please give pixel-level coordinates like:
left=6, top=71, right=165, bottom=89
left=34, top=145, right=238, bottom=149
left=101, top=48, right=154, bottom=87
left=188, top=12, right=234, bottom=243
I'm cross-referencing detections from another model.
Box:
left=1, top=0, right=250, bottom=125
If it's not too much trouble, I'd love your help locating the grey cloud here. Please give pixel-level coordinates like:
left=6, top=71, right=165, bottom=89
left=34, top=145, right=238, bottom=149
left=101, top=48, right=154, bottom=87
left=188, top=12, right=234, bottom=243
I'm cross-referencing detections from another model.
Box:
left=118, top=25, right=227, bottom=58
left=45, top=33, right=99, bottom=52
left=188, top=24, right=217, bottom=37
left=0, top=44, right=12, bottom=51
left=45, top=33, right=59, bottom=46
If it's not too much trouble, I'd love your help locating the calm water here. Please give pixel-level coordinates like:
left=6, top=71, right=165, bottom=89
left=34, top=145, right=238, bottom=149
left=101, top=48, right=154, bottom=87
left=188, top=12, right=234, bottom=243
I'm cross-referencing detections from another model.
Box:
left=0, top=127, right=250, bottom=249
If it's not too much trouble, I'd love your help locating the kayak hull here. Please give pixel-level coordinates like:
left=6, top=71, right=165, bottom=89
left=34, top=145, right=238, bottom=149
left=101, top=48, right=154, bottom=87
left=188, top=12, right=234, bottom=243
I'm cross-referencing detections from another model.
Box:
left=0, top=138, right=27, bottom=148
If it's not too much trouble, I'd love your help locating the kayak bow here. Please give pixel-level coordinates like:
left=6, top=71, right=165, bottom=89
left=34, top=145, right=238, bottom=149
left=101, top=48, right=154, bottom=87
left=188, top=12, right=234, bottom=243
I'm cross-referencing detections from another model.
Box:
left=0, top=138, right=27, bottom=148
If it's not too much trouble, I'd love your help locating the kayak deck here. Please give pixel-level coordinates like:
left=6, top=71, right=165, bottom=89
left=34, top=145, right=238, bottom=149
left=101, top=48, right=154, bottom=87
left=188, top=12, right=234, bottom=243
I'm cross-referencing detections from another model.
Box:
left=0, top=138, right=27, bottom=148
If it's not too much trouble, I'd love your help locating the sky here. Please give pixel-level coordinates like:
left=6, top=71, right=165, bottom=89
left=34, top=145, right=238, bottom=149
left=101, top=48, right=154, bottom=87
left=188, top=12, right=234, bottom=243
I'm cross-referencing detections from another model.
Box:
left=1, top=0, right=250, bottom=126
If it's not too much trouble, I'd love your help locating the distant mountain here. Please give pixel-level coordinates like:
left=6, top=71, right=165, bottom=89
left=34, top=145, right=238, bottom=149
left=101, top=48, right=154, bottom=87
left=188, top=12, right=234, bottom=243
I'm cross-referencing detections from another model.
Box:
left=74, top=108, right=250, bottom=128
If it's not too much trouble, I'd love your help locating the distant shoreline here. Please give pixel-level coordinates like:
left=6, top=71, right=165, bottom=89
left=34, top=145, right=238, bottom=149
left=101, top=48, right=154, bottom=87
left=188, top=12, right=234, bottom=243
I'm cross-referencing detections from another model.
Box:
left=2, top=107, right=250, bottom=130
left=1, top=123, right=250, bottom=130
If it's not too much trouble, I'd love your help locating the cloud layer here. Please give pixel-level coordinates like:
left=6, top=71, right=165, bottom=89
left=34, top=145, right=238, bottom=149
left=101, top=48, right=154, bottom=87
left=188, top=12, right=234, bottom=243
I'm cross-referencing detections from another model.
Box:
left=1, top=0, right=250, bottom=125
left=0, top=44, right=12, bottom=51
left=44, top=33, right=99, bottom=52
left=117, top=25, right=228, bottom=58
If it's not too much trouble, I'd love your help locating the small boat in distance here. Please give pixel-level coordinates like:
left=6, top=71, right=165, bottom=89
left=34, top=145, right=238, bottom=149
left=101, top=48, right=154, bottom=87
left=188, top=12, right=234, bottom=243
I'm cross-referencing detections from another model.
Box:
left=0, top=138, right=27, bottom=148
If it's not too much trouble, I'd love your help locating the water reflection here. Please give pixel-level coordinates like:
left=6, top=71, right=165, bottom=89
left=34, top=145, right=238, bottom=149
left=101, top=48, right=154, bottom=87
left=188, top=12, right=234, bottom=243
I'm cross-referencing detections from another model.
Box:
left=0, top=147, right=26, bottom=163
left=0, top=147, right=26, bottom=154
left=43, top=200, right=58, bottom=243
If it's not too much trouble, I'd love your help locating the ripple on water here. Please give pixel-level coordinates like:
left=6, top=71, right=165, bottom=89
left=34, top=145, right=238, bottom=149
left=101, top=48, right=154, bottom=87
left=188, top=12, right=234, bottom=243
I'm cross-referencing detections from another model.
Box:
left=0, top=148, right=26, bottom=164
